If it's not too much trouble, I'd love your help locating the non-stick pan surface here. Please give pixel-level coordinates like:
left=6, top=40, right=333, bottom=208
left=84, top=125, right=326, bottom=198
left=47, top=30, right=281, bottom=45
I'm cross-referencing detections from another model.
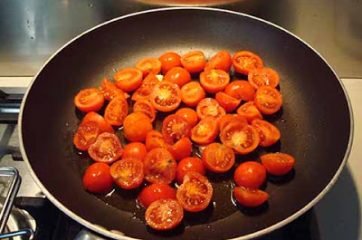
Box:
left=19, top=8, right=352, bottom=240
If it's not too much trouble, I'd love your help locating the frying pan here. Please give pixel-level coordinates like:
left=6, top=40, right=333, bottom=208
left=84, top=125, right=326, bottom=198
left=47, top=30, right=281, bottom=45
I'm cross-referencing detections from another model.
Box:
left=18, top=7, right=353, bottom=240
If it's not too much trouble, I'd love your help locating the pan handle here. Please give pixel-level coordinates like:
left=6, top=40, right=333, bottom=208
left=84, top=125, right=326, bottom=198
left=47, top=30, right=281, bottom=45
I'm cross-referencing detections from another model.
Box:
left=0, top=229, right=34, bottom=239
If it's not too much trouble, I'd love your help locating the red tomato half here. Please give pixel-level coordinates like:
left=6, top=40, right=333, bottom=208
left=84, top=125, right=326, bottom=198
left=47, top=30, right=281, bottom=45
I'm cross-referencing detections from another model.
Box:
left=233, top=186, right=269, bottom=207
left=254, top=86, right=283, bottom=115
left=114, top=68, right=143, bottom=92
left=110, top=158, right=144, bottom=190
left=237, top=101, right=263, bottom=123
left=224, top=80, right=256, bottom=102
left=234, top=161, right=266, bottom=189
left=144, top=148, right=177, bottom=184
left=133, top=99, right=156, bottom=122
left=136, top=57, right=162, bottom=77
left=145, top=130, right=168, bottom=151
left=162, top=114, right=191, bottom=144
left=260, top=152, right=295, bottom=176
left=175, top=108, right=199, bottom=128
left=168, top=137, right=192, bottom=161
left=74, top=88, right=104, bottom=112
left=191, top=117, right=219, bottom=145
left=164, top=67, right=191, bottom=87
left=181, top=50, right=206, bottom=73
left=83, top=162, right=113, bottom=194
left=123, top=112, right=153, bottom=142
left=150, top=82, right=181, bottom=112
left=176, top=157, right=205, bottom=184
left=132, top=73, right=160, bottom=102
left=99, top=78, right=127, bottom=101
left=180, top=81, right=206, bottom=107
left=104, top=96, right=129, bottom=126
left=196, top=98, right=226, bottom=120
left=200, top=69, right=230, bottom=93
left=159, top=51, right=181, bottom=74
left=123, top=142, right=147, bottom=161
left=88, top=132, right=123, bottom=163
left=176, top=171, right=213, bottom=212
left=138, top=183, right=176, bottom=208
left=218, top=114, right=248, bottom=132
left=82, top=111, right=114, bottom=133
left=202, top=143, right=235, bottom=173
left=215, top=92, right=241, bottom=113
left=205, top=50, right=232, bottom=72
left=232, top=51, right=263, bottom=75
left=73, top=121, right=100, bottom=151
left=251, top=119, right=281, bottom=147
left=248, top=67, right=280, bottom=89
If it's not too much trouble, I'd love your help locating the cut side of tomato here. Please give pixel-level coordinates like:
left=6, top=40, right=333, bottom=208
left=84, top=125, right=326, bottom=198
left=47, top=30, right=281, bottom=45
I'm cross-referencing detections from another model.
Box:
left=150, top=82, right=181, bottom=112
left=237, top=101, right=263, bottom=123
left=73, top=121, right=100, bottom=151
left=234, top=161, right=266, bottom=188
left=104, top=96, right=128, bottom=126
left=82, top=111, right=114, bottom=133
left=74, top=88, right=105, bottom=112
left=175, top=108, right=199, bottom=128
left=218, top=114, right=248, bottom=132
left=251, top=119, right=281, bottom=147
left=164, top=67, right=191, bottom=87
left=224, top=80, right=256, bottom=102
left=145, top=199, right=184, bottom=231
left=248, top=67, right=280, bottom=89
left=136, top=57, right=162, bottom=77
left=180, top=50, right=206, bottom=73
left=88, top=132, right=123, bottom=163
left=132, top=73, right=160, bottom=102
left=110, top=158, right=144, bottom=190
left=168, top=137, right=192, bottom=161
left=144, top=148, right=177, bottom=184
left=159, top=51, right=182, bottom=74
left=82, top=162, right=113, bottom=194
left=200, top=69, right=230, bottom=93
left=176, top=157, right=205, bottom=184
left=205, top=50, right=232, bottom=72
left=255, top=86, right=283, bottom=115
left=215, top=92, right=241, bottom=113
left=162, top=114, right=191, bottom=144
left=176, top=171, right=213, bottom=212
left=191, top=117, right=219, bottom=145
left=114, top=68, right=143, bottom=92
left=232, top=51, right=263, bottom=75
left=260, top=152, right=295, bottom=176
left=196, top=98, right=226, bottom=120
left=180, top=81, right=206, bottom=107
left=138, top=183, right=177, bottom=208
left=133, top=99, right=156, bottom=122
left=145, top=130, right=168, bottom=151
left=99, top=78, right=127, bottom=101
left=202, top=143, right=235, bottom=173
left=233, top=186, right=269, bottom=207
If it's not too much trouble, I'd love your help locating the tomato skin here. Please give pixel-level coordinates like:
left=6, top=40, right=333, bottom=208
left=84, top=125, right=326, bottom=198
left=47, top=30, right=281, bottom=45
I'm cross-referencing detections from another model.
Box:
left=232, top=51, right=264, bottom=75
left=145, top=130, right=168, bottom=151
left=225, top=80, right=256, bottom=102
left=164, top=67, right=191, bottom=87
left=133, top=99, right=156, bottom=122
left=114, top=68, right=143, bottom=92
left=150, top=82, right=181, bottom=112
left=218, top=114, right=248, bottom=132
left=181, top=50, right=207, bottom=73
left=110, top=158, right=144, bottom=190
left=215, top=92, right=241, bottom=113
left=162, top=114, right=191, bottom=144
left=74, top=88, right=105, bottom=112
left=205, top=50, right=232, bottom=72
left=99, top=78, right=127, bottom=101
left=175, top=108, right=199, bottom=128
left=159, top=51, right=182, bottom=74
left=82, top=112, right=114, bottom=133
left=88, top=132, right=123, bottom=163
left=255, top=86, right=283, bottom=115
left=237, top=101, right=263, bottom=123
left=176, top=157, right=205, bottom=184
left=196, top=98, right=226, bottom=120
left=202, top=143, right=235, bottom=173
left=200, top=69, right=230, bottom=93
left=260, top=152, right=295, bottom=176
left=138, top=183, right=176, bottom=208
left=251, top=119, right=281, bottom=147
left=144, top=148, right=177, bottom=184
left=233, top=187, right=269, bottom=207
left=104, top=96, right=129, bottom=126
left=132, top=73, right=160, bottom=102
left=180, top=81, right=206, bottom=107
left=234, top=161, right=266, bottom=189
left=123, top=142, right=147, bottom=161
left=145, top=199, right=184, bottom=231
left=168, top=137, right=192, bottom=161
left=248, top=67, right=280, bottom=89
left=191, top=117, right=219, bottom=145
left=136, top=57, right=162, bottom=77
left=73, top=121, right=100, bottom=151
left=176, top=171, right=213, bottom=212
left=123, top=112, right=153, bottom=142
left=83, top=162, right=113, bottom=194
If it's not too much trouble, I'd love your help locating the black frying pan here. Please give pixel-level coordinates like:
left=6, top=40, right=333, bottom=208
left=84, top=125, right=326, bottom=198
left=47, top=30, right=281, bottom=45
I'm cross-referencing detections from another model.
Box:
left=19, top=7, right=353, bottom=240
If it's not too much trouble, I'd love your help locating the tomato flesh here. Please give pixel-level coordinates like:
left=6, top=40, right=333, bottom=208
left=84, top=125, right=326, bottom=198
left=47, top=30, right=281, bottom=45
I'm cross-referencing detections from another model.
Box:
left=248, top=67, right=280, bottom=89
left=136, top=57, right=162, bottom=77
left=99, top=78, right=127, bottom=101
left=73, top=121, right=100, bottom=151
left=88, top=132, right=123, bottom=163
left=233, top=186, right=269, bottom=207
left=145, top=130, right=168, bottom=151
left=205, top=50, right=232, bottom=72
left=150, top=82, right=181, bottom=112
left=164, top=67, right=191, bottom=87
left=232, top=51, right=263, bottom=75
left=114, top=68, right=143, bottom=92
left=252, top=119, right=281, bottom=147
left=196, top=98, right=226, bottom=120
left=224, top=80, right=255, bottom=102
left=237, top=101, right=263, bottom=123
left=254, top=86, right=283, bottom=115
left=191, top=117, right=219, bottom=145
left=180, top=81, right=206, bottom=107
left=200, top=69, right=230, bottom=93
left=260, top=152, right=295, bottom=176
left=159, top=51, right=182, bottom=74
left=133, top=99, right=156, bottom=122
left=168, top=137, right=192, bottom=161
left=144, top=148, right=177, bottom=184
left=181, top=50, right=206, bottom=73
left=74, top=88, right=104, bottom=112
left=110, top=158, right=144, bottom=190
left=215, top=92, right=241, bottom=113
left=162, top=114, right=191, bottom=144
left=104, top=96, right=129, bottom=126
left=202, top=143, right=235, bottom=173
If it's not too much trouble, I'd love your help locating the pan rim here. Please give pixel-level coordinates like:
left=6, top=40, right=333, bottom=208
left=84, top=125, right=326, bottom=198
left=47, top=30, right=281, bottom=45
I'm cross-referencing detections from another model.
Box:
left=18, top=6, right=354, bottom=240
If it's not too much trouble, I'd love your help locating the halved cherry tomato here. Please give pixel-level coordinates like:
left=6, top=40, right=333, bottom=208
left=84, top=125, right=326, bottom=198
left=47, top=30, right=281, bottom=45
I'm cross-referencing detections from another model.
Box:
left=99, top=78, right=128, bottom=101
left=164, top=67, right=191, bottom=87
left=82, top=112, right=114, bottom=133
left=175, top=108, right=199, bottom=128
left=176, top=157, right=205, bottom=184
left=180, top=50, right=206, bottom=73
left=123, top=142, right=147, bottom=161
left=145, top=199, right=184, bottom=231
left=132, top=73, right=160, bottom=102
left=200, top=69, right=230, bottom=93
left=150, top=82, right=181, bottom=112
left=104, top=96, right=128, bottom=126
left=176, top=171, right=213, bottom=212
left=236, top=101, right=263, bottom=123
left=114, top=68, right=143, bottom=92
left=133, top=99, right=156, bottom=122
left=136, top=57, right=162, bottom=77
left=180, top=81, right=206, bottom=107
left=162, top=114, right=191, bottom=144
left=232, top=51, right=263, bottom=75
left=196, top=98, right=226, bottom=120
left=123, top=112, right=153, bottom=142
left=191, top=117, right=219, bottom=145
left=73, top=121, right=100, bottom=151
left=110, top=158, right=144, bottom=190
left=202, top=143, right=235, bottom=173
left=74, top=88, right=104, bottom=112
left=260, top=152, right=295, bottom=176
left=254, top=86, right=283, bottom=115
left=215, top=92, right=241, bottom=112
left=205, top=50, right=232, bottom=72
left=220, top=122, right=260, bottom=154
left=234, top=161, right=266, bottom=188
left=144, top=148, right=177, bottom=184
left=168, top=137, right=192, bottom=161
left=251, top=119, right=281, bottom=147
left=145, top=130, right=168, bottom=151
left=218, top=114, right=248, bottom=132
left=224, top=80, right=255, bottom=101
left=88, top=132, right=123, bottom=163
left=138, top=183, right=177, bottom=208
left=233, top=186, right=269, bottom=207
left=159, top=51, right=182, bottom=74
left=248, top=67, right=280, bottom=89
left=82, top=162, right=113, bottom=194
